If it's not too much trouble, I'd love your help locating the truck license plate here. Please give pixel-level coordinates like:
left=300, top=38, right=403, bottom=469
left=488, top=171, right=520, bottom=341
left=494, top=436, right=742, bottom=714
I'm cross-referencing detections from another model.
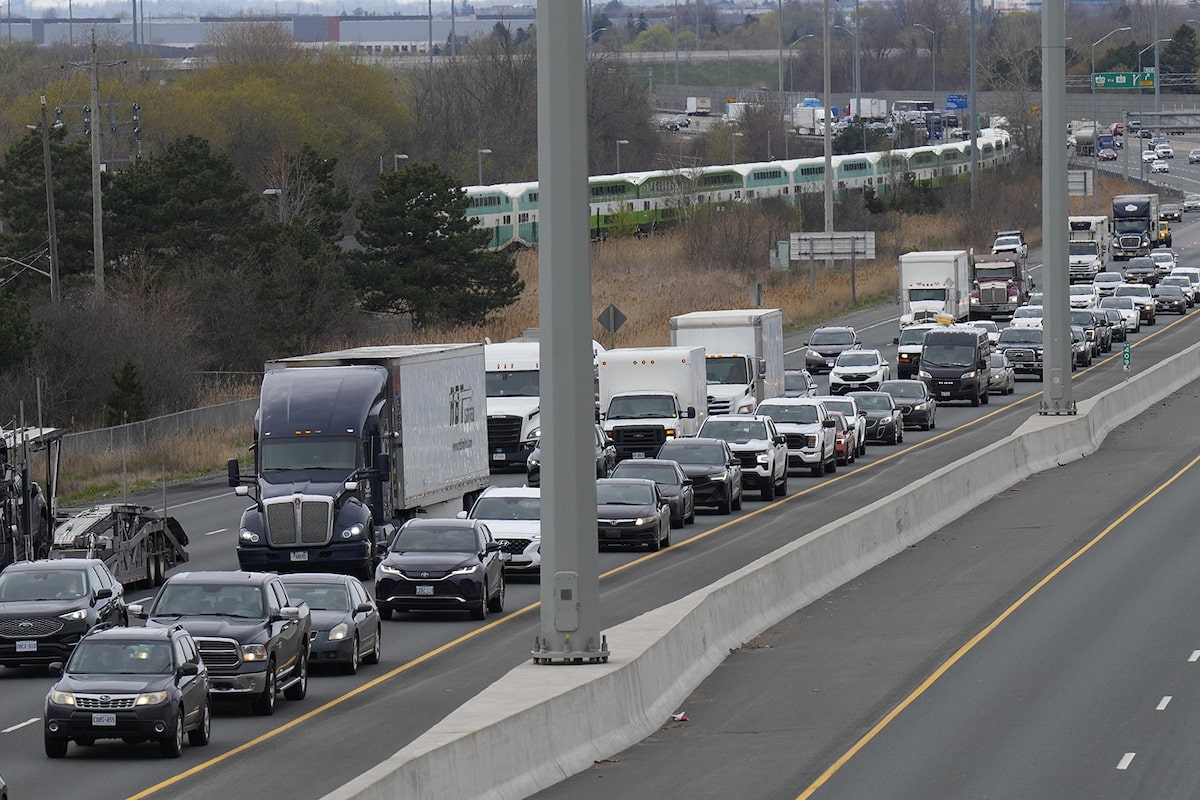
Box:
left=491, top=453, right=506, bottom=461
left=92, top=713, right=117, bottom=727
left=15, top=640, right=35, bottom=653
left=290, top=551, right=309, bottom=562
left=416, top=585, right=434, bottom=596
left=632, top=452, right=645, bottom=459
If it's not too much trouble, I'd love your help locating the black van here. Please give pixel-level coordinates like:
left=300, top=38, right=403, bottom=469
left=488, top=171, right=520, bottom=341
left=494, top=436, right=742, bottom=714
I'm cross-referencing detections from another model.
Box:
left=918, top=326, right=992, bottom=406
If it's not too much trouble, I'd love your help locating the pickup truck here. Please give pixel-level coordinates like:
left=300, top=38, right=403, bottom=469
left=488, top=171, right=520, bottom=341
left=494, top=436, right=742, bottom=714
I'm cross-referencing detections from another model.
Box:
left=754, top=398, right=839, bottom=478
left=131, top=570, right=311, bottom=715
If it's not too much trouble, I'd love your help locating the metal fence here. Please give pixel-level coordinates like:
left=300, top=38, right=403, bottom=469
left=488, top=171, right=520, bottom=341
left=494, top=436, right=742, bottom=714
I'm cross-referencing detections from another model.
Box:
left=61, top=398, right=257, bottom=457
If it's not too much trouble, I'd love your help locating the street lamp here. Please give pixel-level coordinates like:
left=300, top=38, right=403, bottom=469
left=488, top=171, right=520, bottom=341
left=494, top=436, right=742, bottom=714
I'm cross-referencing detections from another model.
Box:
left=1092, top=26, right=1131, bottom=214
left=787, top=34, right=814, bottom=93
left=1137, top=39, right=1169, bottom=158
left=835, top=24, right=864, bottom=153
left=731, top=131, right=743, bottom=165
left=394, top=153, right=409, bottom=171
left=913, top=24, right=936, bottom=106
left=477, top=148, right=492, bottom=185
left=615, top=139, right=629, bottom=173
left=262, top=188, right=283, bottom=222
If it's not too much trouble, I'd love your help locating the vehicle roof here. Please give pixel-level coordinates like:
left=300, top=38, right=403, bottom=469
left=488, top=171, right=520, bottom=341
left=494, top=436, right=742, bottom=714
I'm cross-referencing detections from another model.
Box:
left=702, top=413, right=771, bottom=421
left=165, top=570, right=275, bottom=585
left=757, top=397, right=826, bottom=406
left=4, top=558, right=101, bottom=572
left=478, top=486, right=541, bottom=498
left=811, top=325, right=856, bottom=333
left=660, top=437, right=730, bottom=448
left=596, top=477, right=659, bottom=488
left=880, top=379, right=926, bottom=387
left=83, top=625, right=182, bottom=642
left=399, top=518, right=480, bottom=530
left=278, top=573, right=354, bottom=585
left=847, top=391, right=889, bottom=398
left=612, top=459, right=680, bottom=470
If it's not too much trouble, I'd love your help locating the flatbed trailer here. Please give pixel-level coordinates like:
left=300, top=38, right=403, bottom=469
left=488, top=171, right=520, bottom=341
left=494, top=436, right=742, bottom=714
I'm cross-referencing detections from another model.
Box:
left=49, top=504, right=189, bottom=588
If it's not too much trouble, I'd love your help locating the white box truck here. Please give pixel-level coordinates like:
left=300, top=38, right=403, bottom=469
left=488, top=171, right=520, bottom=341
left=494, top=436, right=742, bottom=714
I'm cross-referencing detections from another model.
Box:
left=483, top=341, right=541, bottom=469
left=686, top=96, right=712, bottom=116
left=1068, top=215, right=1108, bottom=281
left=668, top=308, right=785, bottom=415
left=849, top=97, right=888, bottom=122
left=793, top=105, right=829, bottom=135
left=898, top=250, right=971, bottom=326
left=598, top=346, right=707, bottom=462
left=228, top=344, right=490, bottom=577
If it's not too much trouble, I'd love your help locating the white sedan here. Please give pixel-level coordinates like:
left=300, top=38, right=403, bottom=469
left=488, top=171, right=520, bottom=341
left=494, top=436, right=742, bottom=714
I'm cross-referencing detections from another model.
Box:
left=1142, top=149, right=1158, bottom=163
left=1151, top=159, right=1170, bottom=173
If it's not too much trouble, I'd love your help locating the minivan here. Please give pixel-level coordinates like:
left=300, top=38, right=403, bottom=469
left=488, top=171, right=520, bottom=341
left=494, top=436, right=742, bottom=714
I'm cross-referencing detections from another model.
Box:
left=918, top=326, right=992, bottom=407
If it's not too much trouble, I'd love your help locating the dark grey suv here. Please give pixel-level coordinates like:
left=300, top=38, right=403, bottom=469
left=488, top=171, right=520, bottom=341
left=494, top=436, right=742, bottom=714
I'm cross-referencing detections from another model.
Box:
left=804, top=327, right=861, bottom=374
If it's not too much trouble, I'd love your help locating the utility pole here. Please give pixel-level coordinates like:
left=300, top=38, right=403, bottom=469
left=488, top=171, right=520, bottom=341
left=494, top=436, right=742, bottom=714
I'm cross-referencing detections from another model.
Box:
left=38, top=96, right=61, bottom=308
left=89, top=31, right=105, bottom=301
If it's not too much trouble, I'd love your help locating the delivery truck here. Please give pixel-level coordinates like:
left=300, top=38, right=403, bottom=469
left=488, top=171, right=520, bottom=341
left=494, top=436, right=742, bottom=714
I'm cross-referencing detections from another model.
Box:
left=899, top=250, right=971, bottom=326
left=668, top=308, right=785, bottom=415
left=484, top=341, right=542, bottom=469
left=598, top=346, right=707, bottom=463
left=228, top=344, right=490, bottom=578
left=686, top=96, right=712, bottom=116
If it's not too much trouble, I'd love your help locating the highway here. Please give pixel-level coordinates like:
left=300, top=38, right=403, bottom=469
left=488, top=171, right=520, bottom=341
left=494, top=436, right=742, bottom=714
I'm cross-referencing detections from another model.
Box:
left=1, top=205, right=1198, bottom=799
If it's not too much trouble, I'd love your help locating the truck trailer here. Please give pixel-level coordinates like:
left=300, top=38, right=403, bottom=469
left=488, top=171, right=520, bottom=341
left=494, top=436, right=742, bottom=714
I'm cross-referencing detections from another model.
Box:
left=598, top=346, right=707, bottom=463
left=668, top=308, right=785, bottom=415
left=899, top=250, right=971, bottom=326
left=229, top=344, right=490, bottom=578
left=686, top=96, right=711, bottom=116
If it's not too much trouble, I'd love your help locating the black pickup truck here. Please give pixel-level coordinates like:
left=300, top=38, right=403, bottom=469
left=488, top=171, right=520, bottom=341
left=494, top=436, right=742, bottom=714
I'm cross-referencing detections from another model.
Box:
left=130, top=570, right=311, bottom=715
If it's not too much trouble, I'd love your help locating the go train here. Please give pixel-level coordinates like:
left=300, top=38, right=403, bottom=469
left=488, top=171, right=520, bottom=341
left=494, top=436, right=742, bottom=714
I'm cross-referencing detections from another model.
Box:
left=464, top=129, right=1012, bottom=249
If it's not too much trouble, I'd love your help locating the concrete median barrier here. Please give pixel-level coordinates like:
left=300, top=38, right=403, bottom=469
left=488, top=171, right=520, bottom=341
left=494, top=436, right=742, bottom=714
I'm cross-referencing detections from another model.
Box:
left=323, top=339, right=1200, bottom=800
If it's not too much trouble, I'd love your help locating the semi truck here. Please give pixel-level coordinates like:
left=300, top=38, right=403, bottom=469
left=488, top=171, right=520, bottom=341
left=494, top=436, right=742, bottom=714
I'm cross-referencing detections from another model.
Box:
left=969, top=254, right=1028, bottom=320
left=668, top=308, right=785, bottom=415
left=597, top=346, right=707, bottom=463
left=228, top=344, right=490, bottom=578
left=1068, top=215, right=1109, bottom=281
left=898, top=250, right=971, bottom=326
left=1111, top=194, right=1160, bottom=261
left=484, top=341, right=541, bottom=469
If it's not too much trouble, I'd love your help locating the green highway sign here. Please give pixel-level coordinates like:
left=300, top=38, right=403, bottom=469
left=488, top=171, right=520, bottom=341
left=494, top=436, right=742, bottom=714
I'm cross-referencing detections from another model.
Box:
left=1092, top=71, right=1156, bottom=89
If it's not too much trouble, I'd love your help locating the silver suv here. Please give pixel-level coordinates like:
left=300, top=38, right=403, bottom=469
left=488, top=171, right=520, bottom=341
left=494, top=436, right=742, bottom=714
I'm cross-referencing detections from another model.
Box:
left=696, top=414, right=789, bottom=501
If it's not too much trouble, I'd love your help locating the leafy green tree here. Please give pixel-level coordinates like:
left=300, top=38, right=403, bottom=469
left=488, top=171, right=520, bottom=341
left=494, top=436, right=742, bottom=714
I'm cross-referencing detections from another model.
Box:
left=104, top=359, right=148, bottom=425
left=632, top=25, right=675, bottom=52
left=350, top=162, right=523, bottom=329
left=0, top=289, right=37, bottom=372
left=1162, top=26, right=1199, bottom=92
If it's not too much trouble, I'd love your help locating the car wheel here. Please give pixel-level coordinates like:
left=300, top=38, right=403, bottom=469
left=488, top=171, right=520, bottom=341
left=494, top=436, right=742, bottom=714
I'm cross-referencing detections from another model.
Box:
left=45, top=733, right=68, bottom=758
left=685, top=501, right=695, bottom=525
left=970, top=390, right=981, bottom=407
left=160, top=709, right=184, bottom=758
left=251, top=660, right=277, bottom=716
left=661, top=521, right=671, bottom=548
left=343, top=635, right=361, bottom=675
left=670, top=510, right=684, bottom=529
left=731, top=489, right=743, bottom=511
left=284, top=649, right=308, bottom=701
left=897, top=426, right=904, bottom=444
left=471, top=582, right=489, bottom=620
left=488, top=574, right=505, bottom=613
left=761, top=475, right=776, bottom=501
left=364, top=625, right=382, bottom=665
left=826, top=453, right=836, bottom=474
left=718, top=488, right=732, bottom=515
left=188, top=699, right=211, bottom=746
left=981, top=389, right=990, bottom=405
left=811, top=451, right=826, bottom=477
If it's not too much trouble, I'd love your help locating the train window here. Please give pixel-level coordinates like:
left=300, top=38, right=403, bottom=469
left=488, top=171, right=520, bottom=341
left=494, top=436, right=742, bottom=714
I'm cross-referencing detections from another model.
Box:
left=503, top=215, right=511, bottom=224
left=644, top=201, right=650, bottom=211
left=518, top=213, right=529, bottom=223
left=527, top=192, right=538, bottom=202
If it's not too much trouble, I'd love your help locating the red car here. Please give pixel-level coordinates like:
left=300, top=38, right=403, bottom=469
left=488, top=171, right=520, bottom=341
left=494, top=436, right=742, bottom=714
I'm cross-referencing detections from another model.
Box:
left=829, top=411, right=856, bottom=466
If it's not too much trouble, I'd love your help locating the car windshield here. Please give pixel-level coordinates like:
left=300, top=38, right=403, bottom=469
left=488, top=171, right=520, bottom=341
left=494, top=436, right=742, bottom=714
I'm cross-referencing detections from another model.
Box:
left=898, top=328, right=931, bottom=346
left=611, top=463, right=680, bottom=484
left=1069, top=285, right=1095, bottom=296
left=470, top=496, right=541, bottom=521
left=391, top=526, right=478, bottom=553
left=1156, top=286, right=1183, bottom=297
left=1100, top=297, right=1135, bottom=309
left=153, top=583, right=265, bottom=618
left=596, top=483, right=655, bottom=505
left=1070, top=311, right=1095, bottom=325
left=1163, top=277, right=1192, bottom=288
left=999, top=329, right=1044, bottom=345
left=485, top=369, right=540, bottom=398
left=757, top=404, right=820, bottom=424
left=820, top=399, right=855, bottom=417
left=259, top=437, right=357, bottom=474
left=67, top=642, right=174, bottom=675
left=283, top=583, right=350, bottom=612
left=1069, top=243, right=1099, bottom=256
left=971, top=321, right=998, bottom=333
left=784, top=372, right=812, bottom=392
left=995, top=237, right=1021, bottom=249
left=1126, top=259, right=1154, bottom=271
left=701, top=419, right=768, bottom=441
left=1151, top=253, right=1173, bottom=264
left=835, top=352, right=880, bottom=367
left=657, top=442, right=726, bottom=464
left=0, top=569, right=88, bottom=601
left=1013, top=307, right=1043, bottom=319
left=606, top=395, right=679, bottom=420
left=921, top=343, right=977, bottom=368
left=809, top=330, right=855, bottom=346
left=1115, top=285, right=1151, bottom=297
left=881, top=383, right=926, bottom=399
left=989, top=354, right=1008, bottom=368
left=1095, top=272, right=1122, bottom=282
left=852, top=394, right=891, bottom=410
left=1106, top=310, right=1124, bottom=323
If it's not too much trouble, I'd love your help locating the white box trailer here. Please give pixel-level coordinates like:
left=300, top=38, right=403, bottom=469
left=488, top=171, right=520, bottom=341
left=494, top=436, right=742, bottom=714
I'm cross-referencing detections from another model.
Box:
left=230, top=344, right=489, bottom=576
left=899, top=250, right=971, bottom=326
left=669, top=308, right=785, bottom=414
left=598, top=346, right=707, bottom=462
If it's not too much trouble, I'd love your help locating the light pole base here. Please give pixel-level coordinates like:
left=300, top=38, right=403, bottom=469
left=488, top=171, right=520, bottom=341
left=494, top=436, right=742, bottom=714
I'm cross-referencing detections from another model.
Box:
left=532, top=635, right=610, bottom=665
left=1038, top=400, right=1078, bottom=416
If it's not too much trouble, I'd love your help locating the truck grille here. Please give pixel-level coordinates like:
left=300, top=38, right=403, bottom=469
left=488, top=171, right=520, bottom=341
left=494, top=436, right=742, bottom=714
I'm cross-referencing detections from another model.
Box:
left=264, top=496, right=333, bottom=547
left=980, top=286, right=1007, bottom=304
left=1118, top=235, right=1143, bottom=250
left=487, top=415, right=522, bottom=447
left=0, top=618, right=63, bottom=637
left=76, top=694, right=138, bottom=710
left=707, top=397, right=732, bottom=414
left=195, top=637, right=242, bottom=670
left=610, top=426, right=667, bottom=459
left=736, top=452, right=758, bottom=470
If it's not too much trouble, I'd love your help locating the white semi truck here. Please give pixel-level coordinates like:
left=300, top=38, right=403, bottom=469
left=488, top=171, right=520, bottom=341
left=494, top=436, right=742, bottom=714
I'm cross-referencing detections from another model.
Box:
left=483, top=341, right=542, bottom=469
left=668, top=308, right=785, bottom=415
left=898, top=250, right=971, bottom=326
left=598, top=346, right=707, bottom=463
left=1068, top=215, right=1108, bottom=281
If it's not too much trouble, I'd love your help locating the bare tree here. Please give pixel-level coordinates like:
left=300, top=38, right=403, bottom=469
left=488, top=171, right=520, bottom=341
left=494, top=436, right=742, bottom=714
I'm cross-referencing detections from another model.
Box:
left=207, top=20, right=301, bottom=68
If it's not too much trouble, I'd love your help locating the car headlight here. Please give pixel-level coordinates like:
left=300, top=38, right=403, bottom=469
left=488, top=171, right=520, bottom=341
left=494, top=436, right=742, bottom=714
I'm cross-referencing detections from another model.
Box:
left=340, top=523, right=364, bottom=540
left=58, top=608, right=88, bottom=621
left=632, top=517, right=650, bottom=526
left=378, top=562, right=403, bottom=576
left=756, top=452, right=771, bottom=464
left=328, top=622, right=350, bottom=641
left=239, top=528, right=260, bottom=544
left=450, top=563, right=481, bottom=576
left=912, top=402, right=925, bottom=410
left=240, top=644, right=268, bottom=662
left=135, top=691, right=169, bottom=707
left=736, top=402, right=755, bottom=413
left=709, top=473, right=727, bottom=481
left=50, top=689, right=75, bottom=706
left=918, top=370, right=932, bottom=380
left=961, top=370, right=976, bottom=379
left=527, top=456, right=540, bottom=468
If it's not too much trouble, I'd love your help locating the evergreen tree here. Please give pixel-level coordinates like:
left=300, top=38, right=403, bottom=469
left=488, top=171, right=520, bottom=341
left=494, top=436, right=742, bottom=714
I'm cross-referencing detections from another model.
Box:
left=104, top=359, right=148, bottom=425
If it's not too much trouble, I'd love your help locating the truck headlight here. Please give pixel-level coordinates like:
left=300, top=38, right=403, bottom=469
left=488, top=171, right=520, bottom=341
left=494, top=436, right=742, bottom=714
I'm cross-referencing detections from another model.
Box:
left=340, top=523, right=364, bottom=539
left=756, top=452, right=771, bottom=464
left=58, top=609, right=88, bottom=621
left=240, top=644, right=268, bottom=662
left=328, top=622, right=350, bottom=641
left=135, top=691, right=169, bottom=706
left=239, top=529, right=260, bottom=544
left=918, top=370, right=932, bottom=380
left=50, top=690, right=75, bottom=706
left=736, top=402, right=755, bottom=413
left=527, top=426, right=541, bottom=440
left=961, top=370, right=976, bottom=379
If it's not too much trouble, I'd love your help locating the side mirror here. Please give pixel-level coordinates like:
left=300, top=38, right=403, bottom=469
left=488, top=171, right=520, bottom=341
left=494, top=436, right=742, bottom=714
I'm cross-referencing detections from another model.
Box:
left=892, top=336, right=900, bottom=345
left=682, top=478, right=693, bottom=486
left=455, top=510, right=468, bottom=519
left=485, top=541, right=502, bottom=554
left=279, top=606, right=301, bottom=621
left=128, top=602, right=146, bottom=618
left=686, top=406, right=697, bottom=419
left=822, top=418, right=836, bottom=428
left=179, top=662, right=201, bottom=676
left=235, top=485, right=250, bottom=497
left=774, top=434, right=787, bottom=445
left=355, top=602, right=375, bottom=614
left=48, top=662, right=64, bottom=676
left=728, top=458, right=740, bottom=467
left=95, top=587, right=113, bottom=601
left=227, top=458, right=241, bottom=488
left=344, top=480, right=359, bottom=492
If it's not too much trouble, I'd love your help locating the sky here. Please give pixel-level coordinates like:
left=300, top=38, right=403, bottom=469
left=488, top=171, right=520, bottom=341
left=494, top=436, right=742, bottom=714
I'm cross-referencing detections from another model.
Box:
left=16, top=1, right=523, bottom=17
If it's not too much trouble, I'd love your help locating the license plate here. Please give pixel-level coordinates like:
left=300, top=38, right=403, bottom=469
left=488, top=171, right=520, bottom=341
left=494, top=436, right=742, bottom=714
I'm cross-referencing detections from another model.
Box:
left=92, top=713, right=117, bottom=726
left=632, top=452, right=645, bottom=459
left=491, top=453, right=506, bottom=461
left=290, top=551, right=308, bottom=562
left=15, top=640, right=35, bottom=653
left=416, top=585, right=434, bottom=596
left=826, top=359, right=834, bottom=366
left=602, top=530, right=620, bottom=539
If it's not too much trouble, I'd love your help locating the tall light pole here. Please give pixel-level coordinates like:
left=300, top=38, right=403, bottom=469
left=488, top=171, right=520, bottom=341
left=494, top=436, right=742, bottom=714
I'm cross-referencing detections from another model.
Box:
left=262, top=188, right=283, bottom=222
left=731, top=131, right=743, bottom=165
left=788, top=34, right=814, bottom=93
left=394, top=153, right=409, bottom=171
left=913, top=24, right=936, bottom=107
left=615, top=138, right=628, bottom=173
left=1138, top=39, right=1169, bottom=173
left=1092, top=26, right=1131, bottom=214
left=477, top=148, right=492, bottom=184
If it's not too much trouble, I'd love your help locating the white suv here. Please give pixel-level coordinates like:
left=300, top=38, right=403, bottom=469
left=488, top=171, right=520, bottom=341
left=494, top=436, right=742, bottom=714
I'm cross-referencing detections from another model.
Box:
left=696, top=414, right=788, bottom=500
left=755, top=398, right=839, bottom=478
left=829, top=349, right=890, bottom=395
left=457, top=487, right=542, bottom=576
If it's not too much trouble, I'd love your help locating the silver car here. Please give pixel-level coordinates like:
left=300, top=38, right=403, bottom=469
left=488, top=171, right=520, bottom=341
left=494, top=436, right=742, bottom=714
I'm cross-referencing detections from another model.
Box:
left=988, top=352, right=1016, bottom=395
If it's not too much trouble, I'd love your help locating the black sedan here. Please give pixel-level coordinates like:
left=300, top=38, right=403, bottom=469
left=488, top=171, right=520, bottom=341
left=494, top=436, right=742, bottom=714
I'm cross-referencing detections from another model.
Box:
left=1122, top=257, right=1160, bottom=286
left=656, top=437, right=743, bottom=515
left=375, top=519, right=505, bottom=621
left=1070, top=325, right=1092, bottom=368
left=1160, top=203, right=1183, bottom=222
left=280, top=573, right=382, bottom=674
left=878, top=379, right=937, bottom=431
left=527, top=423, right=616, bottom=487
left=1103, top=308, right=1128, bottom=341
left=847, top=391, right=904, bottom=445
left=595, top=478, right=672, bottom=551
left=1153, top=284, right=1188, bottom=315
left=610, top=458, right=695, bottom=528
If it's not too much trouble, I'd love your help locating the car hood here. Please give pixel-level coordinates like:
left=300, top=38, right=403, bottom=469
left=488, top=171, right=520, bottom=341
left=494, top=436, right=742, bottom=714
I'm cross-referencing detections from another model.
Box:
left=260, top=478, right=350, bottom=501
left=860, top=409, right=895, bottom=421
left=308, top=609, right=354, bottom=631
left=888, top=397, right=927, bottom=408
left=673, top=463, right=729, bottom=479
left=597, top=503, right=659, bottom=520
left=473, top=519, right=540, bottom=539
left=772, top=421, right=822, bottom=435
left=809, top=343, right=856, bottom=356
left=380, top=552, right=477, bottom=571
left=831, top=364, right=882, bottom=375
left=717, top=437, right=772, bottom=451
left=0, top=599, right=91, bottom=617
left=54, top=674, right=175, bottom=694
left=146, top=616, right=268, bottom=638
left=486, top=397, right=540, bottom=419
